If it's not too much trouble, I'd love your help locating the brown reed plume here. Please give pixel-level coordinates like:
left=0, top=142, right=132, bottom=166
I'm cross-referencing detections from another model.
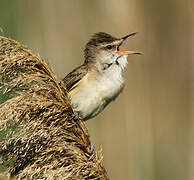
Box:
left=0, top=36, right=109, bottom=179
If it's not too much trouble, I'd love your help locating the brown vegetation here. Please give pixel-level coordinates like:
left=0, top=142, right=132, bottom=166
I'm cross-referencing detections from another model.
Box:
left=0, top=36, right=109, bottom=179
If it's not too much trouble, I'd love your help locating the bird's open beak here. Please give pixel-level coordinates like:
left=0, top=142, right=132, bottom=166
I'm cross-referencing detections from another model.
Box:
left=117, top=32, right=142, bottom=55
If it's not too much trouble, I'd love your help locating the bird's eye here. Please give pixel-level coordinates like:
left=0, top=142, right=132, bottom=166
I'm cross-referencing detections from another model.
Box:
left=106, top=45, right=114, bottom=50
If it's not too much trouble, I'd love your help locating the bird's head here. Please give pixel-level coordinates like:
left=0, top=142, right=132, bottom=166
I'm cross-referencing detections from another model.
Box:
left=84, top=32, right=141, bottom=71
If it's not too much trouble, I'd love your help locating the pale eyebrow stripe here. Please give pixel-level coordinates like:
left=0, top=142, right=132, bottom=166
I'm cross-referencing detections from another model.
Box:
left=100, top=40, right=121, bottom=47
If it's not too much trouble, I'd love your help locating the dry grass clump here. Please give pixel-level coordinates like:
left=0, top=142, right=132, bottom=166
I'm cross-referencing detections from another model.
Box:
left=0, top=36, right=109, bottom=179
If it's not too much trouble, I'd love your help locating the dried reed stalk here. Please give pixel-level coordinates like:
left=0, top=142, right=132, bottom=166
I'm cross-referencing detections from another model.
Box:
left=0, top=36, right=109, bottom=180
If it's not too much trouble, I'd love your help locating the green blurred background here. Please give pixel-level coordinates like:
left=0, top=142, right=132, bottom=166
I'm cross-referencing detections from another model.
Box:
left=0, top=0, right=193, bottom=179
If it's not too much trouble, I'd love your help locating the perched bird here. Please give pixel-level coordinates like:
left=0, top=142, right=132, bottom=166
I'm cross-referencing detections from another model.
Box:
left=62, top=32, right=141, bottom=121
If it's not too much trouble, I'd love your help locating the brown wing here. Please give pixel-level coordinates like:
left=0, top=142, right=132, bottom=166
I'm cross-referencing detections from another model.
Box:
left=62, top=64, right=88, bottom=92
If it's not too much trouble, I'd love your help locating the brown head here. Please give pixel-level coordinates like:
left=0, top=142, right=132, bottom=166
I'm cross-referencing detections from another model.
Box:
left=84, top=32, right=141, bottom=66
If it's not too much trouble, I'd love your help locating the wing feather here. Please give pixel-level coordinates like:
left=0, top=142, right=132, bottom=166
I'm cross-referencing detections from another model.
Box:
left=62, top=64, right=88, bottom=92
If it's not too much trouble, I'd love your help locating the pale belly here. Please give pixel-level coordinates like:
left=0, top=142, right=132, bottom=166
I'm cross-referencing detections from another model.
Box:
left=69, top=73, right=123, bottom=120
